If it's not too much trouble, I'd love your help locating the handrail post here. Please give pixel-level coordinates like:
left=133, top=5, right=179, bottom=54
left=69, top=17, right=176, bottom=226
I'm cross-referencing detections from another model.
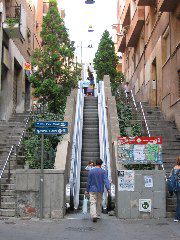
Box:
left=8, top=153, right=11, bottom=183
left=0, top=179, right=1, bottom=209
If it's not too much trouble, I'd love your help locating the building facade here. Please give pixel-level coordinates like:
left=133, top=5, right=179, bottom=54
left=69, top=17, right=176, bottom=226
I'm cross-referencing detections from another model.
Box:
left=34, top=0, right=64, bottom=48
left=116, top=0, right=180, bottom=128
left=0, top=0, right=35, bottom=120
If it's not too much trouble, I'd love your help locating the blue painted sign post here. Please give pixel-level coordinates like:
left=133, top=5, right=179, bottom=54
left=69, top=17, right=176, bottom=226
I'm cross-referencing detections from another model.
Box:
left=34, top=121, right=68, bottom=219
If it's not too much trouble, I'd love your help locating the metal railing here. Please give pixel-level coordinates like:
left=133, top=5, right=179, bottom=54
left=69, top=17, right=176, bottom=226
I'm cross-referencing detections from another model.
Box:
left=69, top=81, right=84, bottom=210
left=98, top=81, right=112, bottom=209
left=130, top=90, right=148, bottom=136
left=0, top=108, right=33, bottom=208
left=130, top=91, right=165, bottom=172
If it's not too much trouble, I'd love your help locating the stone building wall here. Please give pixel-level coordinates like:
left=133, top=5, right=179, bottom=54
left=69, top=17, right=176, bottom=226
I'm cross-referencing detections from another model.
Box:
left=117, top=1, right=180, bottom=129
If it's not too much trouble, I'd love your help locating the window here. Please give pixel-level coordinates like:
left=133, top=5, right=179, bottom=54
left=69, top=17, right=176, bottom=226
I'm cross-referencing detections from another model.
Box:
left=162, top=26, right=170, bottom=65
left=43, top=1, right=49, bottom=15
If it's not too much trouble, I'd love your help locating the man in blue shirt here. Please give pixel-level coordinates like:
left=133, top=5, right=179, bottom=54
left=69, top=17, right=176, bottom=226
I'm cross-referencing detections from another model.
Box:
left=85, top=159, right=110, bottom=222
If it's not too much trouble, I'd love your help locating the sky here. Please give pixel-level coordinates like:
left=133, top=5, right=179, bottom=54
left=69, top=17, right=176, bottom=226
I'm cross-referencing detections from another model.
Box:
left=60, top=0, right=117, bottom=64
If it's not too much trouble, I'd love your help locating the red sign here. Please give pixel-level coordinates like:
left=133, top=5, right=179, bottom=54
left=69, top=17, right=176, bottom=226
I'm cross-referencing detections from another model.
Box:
left=118, top=136, right=162, bottom=145
left=24, top=62, right=31, bottom=71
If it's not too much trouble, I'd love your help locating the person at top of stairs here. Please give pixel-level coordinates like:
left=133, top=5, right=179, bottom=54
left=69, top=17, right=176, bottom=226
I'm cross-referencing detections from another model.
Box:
left=170, top=156, right=180, bottom=222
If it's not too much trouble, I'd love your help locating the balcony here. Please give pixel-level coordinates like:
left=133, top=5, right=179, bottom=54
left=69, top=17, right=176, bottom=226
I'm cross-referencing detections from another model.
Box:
left=2, top=4, right=21, bottom=38
left=117, top=35, right=126, bottom=53
left=136, top=0, right=155, bottom=6
left=158, top=0, right=177, bottom=12
left=121, top=0, right=130, bottom=27
left=126, top=7, right=145, bottom=47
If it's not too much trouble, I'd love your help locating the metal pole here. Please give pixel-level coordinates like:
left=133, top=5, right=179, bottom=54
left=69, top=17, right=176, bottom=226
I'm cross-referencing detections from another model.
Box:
left=40, top=134, right=44, bottom=219
left=81, top=41, right=82, bottom=64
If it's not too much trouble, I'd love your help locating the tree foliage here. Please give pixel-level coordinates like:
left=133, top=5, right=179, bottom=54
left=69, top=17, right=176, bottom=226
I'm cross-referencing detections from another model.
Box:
left=30, top=0, right=80, bottom=113
left=93, top=30, right=119, bottom=81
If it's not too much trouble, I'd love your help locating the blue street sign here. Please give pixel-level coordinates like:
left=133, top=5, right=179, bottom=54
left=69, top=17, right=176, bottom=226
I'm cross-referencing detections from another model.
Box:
left=34, top=121, right=68, bottom=127
left=35, top=127, right=68, bottom=135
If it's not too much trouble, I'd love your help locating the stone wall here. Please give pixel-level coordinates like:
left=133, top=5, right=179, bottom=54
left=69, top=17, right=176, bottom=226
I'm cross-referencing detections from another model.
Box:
left=117, top=170, right=166, bottom=219
left=16, top=169, right=65, bottom=219
left=103, top=75, right=120, bottom=183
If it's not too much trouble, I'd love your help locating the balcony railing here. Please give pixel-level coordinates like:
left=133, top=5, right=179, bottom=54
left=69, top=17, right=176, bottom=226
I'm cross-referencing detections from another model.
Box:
left=3, top=4, right=21, bottom=38
left=117, top=34, right=126, bottom=53
left=136, top=0, right=155, bottom=6
left=158, top=0, right=177, bottom=12
left=126, top=7, right=145, bottom=47
left=121, top=0, right=130, bottom=27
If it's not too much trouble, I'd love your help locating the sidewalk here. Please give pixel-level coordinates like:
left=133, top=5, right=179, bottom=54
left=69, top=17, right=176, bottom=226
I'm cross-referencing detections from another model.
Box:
left=0, top=214, right=179, bottom=240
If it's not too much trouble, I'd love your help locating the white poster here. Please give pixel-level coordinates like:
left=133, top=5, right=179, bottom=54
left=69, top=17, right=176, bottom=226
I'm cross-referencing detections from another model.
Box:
left=134, top=145, right=145, bottom=162
left=139, top=199, right=151, bottom=212
left=118, top=170, right=135, bottom=191
left=144, top=176, right=153, bottom=188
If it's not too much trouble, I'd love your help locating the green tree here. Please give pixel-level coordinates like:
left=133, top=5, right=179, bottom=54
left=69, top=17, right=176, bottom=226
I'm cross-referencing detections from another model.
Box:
left=93, top=30, right=118, bottom=81
left=30, top=0, right=79, bottom=113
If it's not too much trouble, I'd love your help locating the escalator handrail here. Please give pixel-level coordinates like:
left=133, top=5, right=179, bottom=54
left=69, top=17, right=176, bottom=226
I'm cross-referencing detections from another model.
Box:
left=98, top=81, right=111, bottom=182
left=69, top=80, right=84, bottom=209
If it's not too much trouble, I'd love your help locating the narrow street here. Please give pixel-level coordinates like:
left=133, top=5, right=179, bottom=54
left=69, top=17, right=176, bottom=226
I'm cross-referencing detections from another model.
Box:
left=0, top=215, right=179, bottom=240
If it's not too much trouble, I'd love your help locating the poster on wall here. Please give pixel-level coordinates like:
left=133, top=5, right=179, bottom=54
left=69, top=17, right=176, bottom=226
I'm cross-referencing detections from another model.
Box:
left=144, top=176, right=153, bottom=188
left=117, top=136, right=162, bottom=165
left=118, top=170, right=135, bottom=191
left=139, top=199, right=151, bottom=212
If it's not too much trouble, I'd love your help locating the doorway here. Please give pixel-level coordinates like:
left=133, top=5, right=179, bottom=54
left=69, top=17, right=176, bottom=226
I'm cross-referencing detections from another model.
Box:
left=25, top=74, right=31, bottom=111
left=13, top=59, right=22, bottom=113
left=152, top=59, right=157, bottom=106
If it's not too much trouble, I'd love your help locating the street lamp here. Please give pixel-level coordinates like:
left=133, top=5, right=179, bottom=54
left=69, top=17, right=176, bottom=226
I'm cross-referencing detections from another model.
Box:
left=85, top=0, right=95, bottom=4
left=88, top=25, right=94, bottom=32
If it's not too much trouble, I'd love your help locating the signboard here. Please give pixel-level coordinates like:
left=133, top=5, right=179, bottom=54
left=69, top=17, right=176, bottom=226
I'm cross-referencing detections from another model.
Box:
left=117, top=136, right=162, bottom=165
left=24, top=62, right=31, bottom=71
left=35, top=127, right=68, bottom=135
left=144, top=176, right=153, bottom=188
left=35, top=121, right=68, bottom=127
left=118, top=170, right=135, bottom=191
left=139, top=199, right=151, bottom=212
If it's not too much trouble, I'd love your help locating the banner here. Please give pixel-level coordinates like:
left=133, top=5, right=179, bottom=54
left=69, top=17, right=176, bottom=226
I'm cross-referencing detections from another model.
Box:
left=117, top=136, right=162, bottom=165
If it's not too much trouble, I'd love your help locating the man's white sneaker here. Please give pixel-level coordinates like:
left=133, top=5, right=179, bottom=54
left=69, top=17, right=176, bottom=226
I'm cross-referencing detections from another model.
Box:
left=174, top=219, right=179, bottom=222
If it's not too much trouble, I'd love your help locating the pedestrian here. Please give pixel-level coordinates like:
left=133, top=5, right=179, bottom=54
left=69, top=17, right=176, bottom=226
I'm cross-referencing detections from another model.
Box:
left=85, top=160, right=95, bottom=171
left=124, top=82, right=131, bottom=98
left=83, top=79, right=90, bottom=96
left=170, top=156, right=180, bottom=222
left=85, top=159, right=110, bottom=222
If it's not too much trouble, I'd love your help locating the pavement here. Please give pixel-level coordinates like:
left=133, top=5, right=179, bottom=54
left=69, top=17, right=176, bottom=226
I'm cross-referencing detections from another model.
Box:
left=0, top=213, right=179, bottom=240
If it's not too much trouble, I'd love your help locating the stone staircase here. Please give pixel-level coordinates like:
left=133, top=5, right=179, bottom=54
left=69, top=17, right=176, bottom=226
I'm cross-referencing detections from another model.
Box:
left=79, top=97, right=100, bottom=208
left=140, top=102, right=180, bottom=216
left=0, top=113, right=29, bottom=217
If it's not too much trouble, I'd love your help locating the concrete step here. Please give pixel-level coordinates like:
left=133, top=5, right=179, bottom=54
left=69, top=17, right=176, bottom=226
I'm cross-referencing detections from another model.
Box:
left=80, top=182, right=87, bottom=188
left=1, top=190, right=15, bottom=196
left=80, top=171, right=89, bottom=177
left=82, top=143, right=99, bottom=148
left=1, top=202, right=16, bottom=209
left=83, top=109, right=98, bottom=112
left=0, top=183, right=15, bottom=190
left=0, top=209, right=16, bottom=217
left=81, top=147, right=100, bottom=152
left=81, top=156, right=99, bottom=162
left=80, top=176, right=88, bottom=182
left=82, top=152, right=100, bottom=158
left=1, top=195, right=15, bottom=202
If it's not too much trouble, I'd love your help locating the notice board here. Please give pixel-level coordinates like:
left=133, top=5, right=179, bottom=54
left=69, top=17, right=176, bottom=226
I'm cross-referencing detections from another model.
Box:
left=117, top=136, right=162, bottom=165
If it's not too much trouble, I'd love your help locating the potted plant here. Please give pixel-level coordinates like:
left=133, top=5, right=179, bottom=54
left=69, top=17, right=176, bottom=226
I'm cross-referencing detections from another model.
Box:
left=3, top=17, right=21, bottom=38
